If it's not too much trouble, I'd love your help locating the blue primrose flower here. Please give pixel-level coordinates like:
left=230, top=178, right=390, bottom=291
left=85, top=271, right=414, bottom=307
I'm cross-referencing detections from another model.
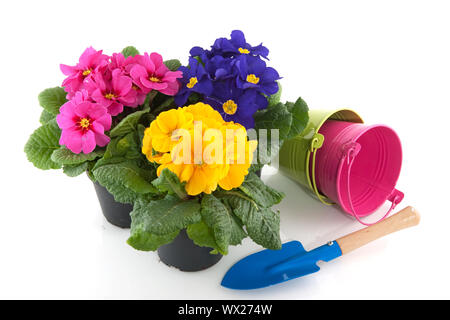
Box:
left=210, top=30, right=269, bottom=60
left=235, top=55, right=281, bottom=96
left=204, top=81, right=268, bottom=129
left=204, top=56, right=237, bottom=81
left=174, top=57, right=213, bottom=107
left=189, top=46, right=211, bottom=63
left=177, top=30, right=280, bottom=129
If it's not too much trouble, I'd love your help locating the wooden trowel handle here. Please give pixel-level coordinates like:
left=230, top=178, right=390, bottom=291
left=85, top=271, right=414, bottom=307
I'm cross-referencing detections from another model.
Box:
left=336, top=206, right=420, bottom=255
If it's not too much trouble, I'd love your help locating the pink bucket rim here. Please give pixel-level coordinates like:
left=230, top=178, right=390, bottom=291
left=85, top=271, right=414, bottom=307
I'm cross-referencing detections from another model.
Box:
left=323, top=121, right=404, bottom=225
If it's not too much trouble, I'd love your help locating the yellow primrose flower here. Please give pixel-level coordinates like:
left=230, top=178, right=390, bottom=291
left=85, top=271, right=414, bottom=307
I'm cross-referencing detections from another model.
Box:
left=160, top=124, right=226, bottom=196
left=218, top=122, right=258, bottom=190
left=148, top=108, right=194, bottom=153
left=142, top=103, right=257, bottom=196
left=142, top=127, right=170, bottom=164
left=157, top=158, right=223, bottom=196
left=183, top=102, right=225, bottom=128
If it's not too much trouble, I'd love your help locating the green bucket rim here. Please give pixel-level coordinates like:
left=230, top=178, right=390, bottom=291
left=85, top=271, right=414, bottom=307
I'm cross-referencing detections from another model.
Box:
left=279, top=108, right=363, bottom=204
left=306, top=109, right=364, bottom=204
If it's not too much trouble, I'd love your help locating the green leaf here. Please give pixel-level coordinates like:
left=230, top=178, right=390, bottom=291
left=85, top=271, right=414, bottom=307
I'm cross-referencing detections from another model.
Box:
left=38, top=87, right=67, bottom=115
left=24, top=120, right=62, bottom=170
left=39, top=109, right=56, bottom=124
left=217, top=191, right=282, bottom=250
left=239, top=172, right=284, bottom=208
left=286, top=97, right=309, bottom=139
left=128, top=228, right=179, bottom=252
left=137, top=124, right=146, bottom=142
left=200, top=194, right=247, bottom=254
left=94, top=162, right=157, bottom=194
left=249, top=163, right=264, bottom=173
left=164, top=59, right=181, bottom=71
left=95, top=176, right=137, bottom=203
left=150, top=96, right=175, bottom=115
left=254, top=102, right=292, bottom=140
left=51, top=147, right=104, bottom=165
left=93, top=162, right=157, bottom=203
left=121, top=46, right=140, bottom=58
left=186, top=221, right=220, bottom=254
left=187, top=92, right=201, bottom=104
left=267, top=82, right=282, bottom=107
left=131, top=195, right=201, bottom=235
left=110, top=106, right=150, bottom=138
left=254, top=102, right=292, bottom=164
left=63, top=162, right=89, bottom=177
left=117, top=132, right=143, bottom=159
left=93, top=132, right=142, bottom=171
left=152, top=168, right=187, bottom=199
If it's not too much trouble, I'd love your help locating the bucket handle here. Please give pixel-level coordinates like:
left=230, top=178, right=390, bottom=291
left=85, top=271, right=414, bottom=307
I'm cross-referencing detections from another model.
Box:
left=309, top=134, right=334, bottom=206
left=341, top=142, right=404, bottom=226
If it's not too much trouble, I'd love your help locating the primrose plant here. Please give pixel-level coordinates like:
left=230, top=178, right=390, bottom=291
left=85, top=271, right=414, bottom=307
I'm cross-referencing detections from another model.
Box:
left=25, top=31, right=309, bottom=255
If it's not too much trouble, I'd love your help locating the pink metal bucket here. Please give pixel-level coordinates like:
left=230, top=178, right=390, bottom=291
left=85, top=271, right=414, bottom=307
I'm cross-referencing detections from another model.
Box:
left=314, top=120, right=404, bottom=225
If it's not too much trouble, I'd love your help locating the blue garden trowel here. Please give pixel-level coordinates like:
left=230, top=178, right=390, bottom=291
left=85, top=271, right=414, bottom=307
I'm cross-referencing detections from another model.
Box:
left=222, top=206, right=420, bottom=290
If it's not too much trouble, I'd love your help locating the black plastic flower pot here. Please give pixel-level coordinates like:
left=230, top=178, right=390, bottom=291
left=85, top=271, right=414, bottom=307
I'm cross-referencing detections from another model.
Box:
left=157, top=229, right=222, bottom=271
left=93, top=182, right=133, bottom=228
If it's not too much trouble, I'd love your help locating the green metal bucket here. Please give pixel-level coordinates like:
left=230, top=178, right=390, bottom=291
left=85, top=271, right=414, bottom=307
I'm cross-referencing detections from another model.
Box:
left=279, top=109, right=364, bottom=204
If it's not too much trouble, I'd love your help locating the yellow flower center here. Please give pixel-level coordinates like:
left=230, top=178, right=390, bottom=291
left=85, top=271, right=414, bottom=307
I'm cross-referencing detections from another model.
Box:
left=104, top=93, right=117, bottom=100
left=186, top=77, right=198, bottom=89
left=79, top=118, right=90, bottom=129
left=149, top=76, right=161, bottom=83
left=238, top=48, right=250, bottom=54
left=82, top=69, right=92, bottom=76
left=132, top=84, right=139, bottom=90
left=246, top=74, right=260, bottom=84
left=222, top=100, right=238, bottom=115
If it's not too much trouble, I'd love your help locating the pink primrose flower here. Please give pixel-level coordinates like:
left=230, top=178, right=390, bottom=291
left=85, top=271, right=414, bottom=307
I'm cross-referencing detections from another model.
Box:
left=130, top=52, right=182, bottom=96
left=86, top=69, right=137, bottom=116
left=60, top=47, right=109, bottom=98
left=56, top=100, right=111, bottom=154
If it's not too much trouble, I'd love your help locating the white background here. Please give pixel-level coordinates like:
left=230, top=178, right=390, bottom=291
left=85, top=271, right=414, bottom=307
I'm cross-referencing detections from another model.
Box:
left=1, top=0, right=449, bottom=299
